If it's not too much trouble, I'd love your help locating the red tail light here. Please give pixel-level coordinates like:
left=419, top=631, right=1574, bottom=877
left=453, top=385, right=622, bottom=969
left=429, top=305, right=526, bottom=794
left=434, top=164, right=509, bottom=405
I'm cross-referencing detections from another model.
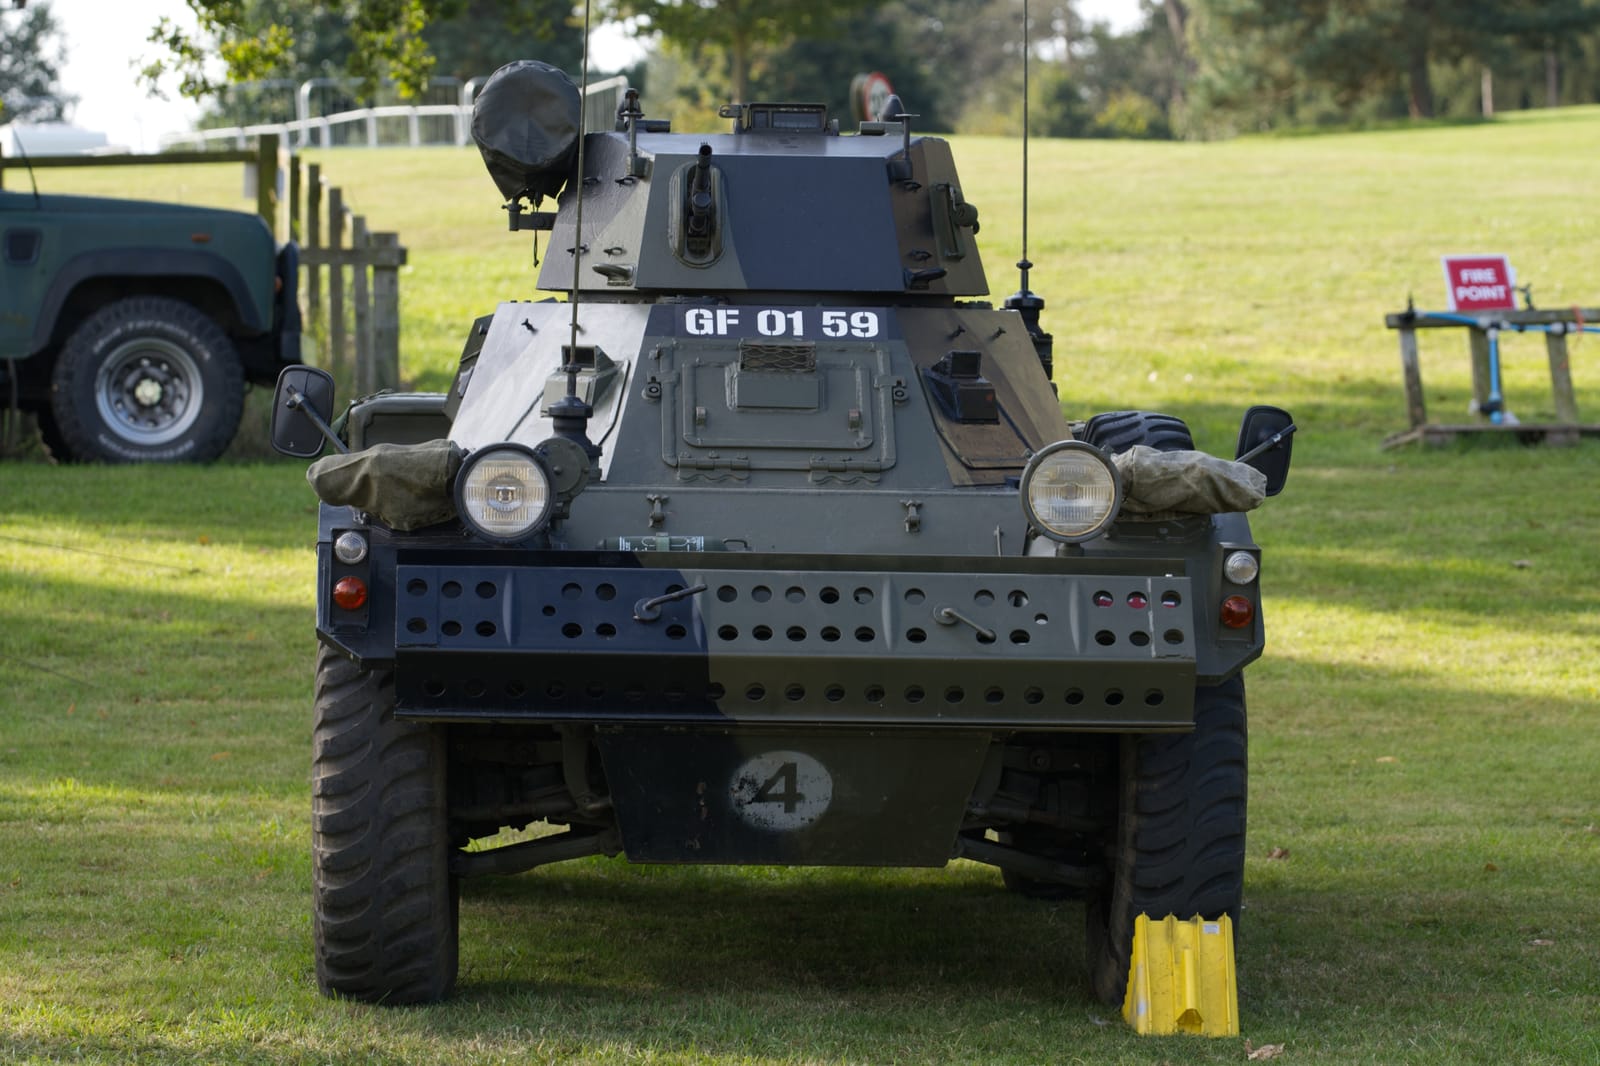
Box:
left=1220, top=595, right=1254, bottom=629
left=333, top=576, right=368, bottom=611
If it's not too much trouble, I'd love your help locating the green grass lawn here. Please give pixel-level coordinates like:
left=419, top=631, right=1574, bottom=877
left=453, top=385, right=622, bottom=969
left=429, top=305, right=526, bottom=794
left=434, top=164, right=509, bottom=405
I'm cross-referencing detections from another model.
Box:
left=4, top=108, right=1599, bottom=1063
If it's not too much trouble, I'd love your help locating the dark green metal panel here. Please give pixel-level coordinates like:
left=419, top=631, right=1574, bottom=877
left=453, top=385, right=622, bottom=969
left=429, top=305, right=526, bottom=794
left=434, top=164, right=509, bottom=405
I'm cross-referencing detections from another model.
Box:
left=595, top=729, right=989, bottom=864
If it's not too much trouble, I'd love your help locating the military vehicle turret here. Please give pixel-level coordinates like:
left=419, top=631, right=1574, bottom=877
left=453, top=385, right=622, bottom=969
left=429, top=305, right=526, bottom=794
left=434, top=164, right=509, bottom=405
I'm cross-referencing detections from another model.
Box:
left=273, top=60, right=1295, bottom=1007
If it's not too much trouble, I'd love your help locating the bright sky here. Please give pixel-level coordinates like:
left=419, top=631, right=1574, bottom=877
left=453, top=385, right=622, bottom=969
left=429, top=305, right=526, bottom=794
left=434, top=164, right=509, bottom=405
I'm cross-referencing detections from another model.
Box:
left=46, top=0, right=1145, bottom=152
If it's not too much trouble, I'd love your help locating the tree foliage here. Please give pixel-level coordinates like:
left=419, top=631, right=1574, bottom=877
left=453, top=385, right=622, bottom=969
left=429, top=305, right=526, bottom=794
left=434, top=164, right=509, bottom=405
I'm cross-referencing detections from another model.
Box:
left=0, top=0, right=76, bottom=124
left=137, top=0, right=1600, bottom=140
left=188, top=0, right=584, bottom=127
left=1185, top=0, right=1600, bottom=131
left=608, top=0, right=878, bottom=103
left=141, top=0, right=572, bottom=102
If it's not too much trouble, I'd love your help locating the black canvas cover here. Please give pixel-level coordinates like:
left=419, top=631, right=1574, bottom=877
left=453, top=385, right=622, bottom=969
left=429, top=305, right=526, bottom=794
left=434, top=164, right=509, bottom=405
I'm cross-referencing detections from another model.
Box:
left=471, top=60, right=582, bottom=204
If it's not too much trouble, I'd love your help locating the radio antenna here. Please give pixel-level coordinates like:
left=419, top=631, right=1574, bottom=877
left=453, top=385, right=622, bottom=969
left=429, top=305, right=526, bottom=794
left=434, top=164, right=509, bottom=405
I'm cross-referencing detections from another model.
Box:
left=1020, top=0, right=1030, bottom=286
left=1005, top=0, right=1055, bottom=384
left=550, top=0, right=601, bottom=468
left=6, top=125, right=43, bottom=208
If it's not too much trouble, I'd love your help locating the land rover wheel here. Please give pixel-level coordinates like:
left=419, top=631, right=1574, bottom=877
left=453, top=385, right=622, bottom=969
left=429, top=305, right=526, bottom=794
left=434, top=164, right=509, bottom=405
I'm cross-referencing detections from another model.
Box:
left=1085, top=677, right=1247, bottom=1006
left=1082, top=410, right=1195, bottom=454
left=312, top=646, right=459, bottom=1004
left=48, top=296, right=244, bottom=463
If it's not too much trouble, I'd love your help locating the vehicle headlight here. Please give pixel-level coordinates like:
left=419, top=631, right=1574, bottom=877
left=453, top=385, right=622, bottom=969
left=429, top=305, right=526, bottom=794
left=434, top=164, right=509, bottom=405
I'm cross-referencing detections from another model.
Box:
left=1021, top=440, right=1122, bottom=543
left=454, top=444, right=554, bottom=543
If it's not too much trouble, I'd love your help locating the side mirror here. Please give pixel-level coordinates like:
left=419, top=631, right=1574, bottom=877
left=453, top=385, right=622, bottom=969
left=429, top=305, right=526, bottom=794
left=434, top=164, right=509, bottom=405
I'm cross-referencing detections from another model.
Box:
left=270, top=366, right=343, bottom=458
left=1235, top=405, right=1295, bottom=497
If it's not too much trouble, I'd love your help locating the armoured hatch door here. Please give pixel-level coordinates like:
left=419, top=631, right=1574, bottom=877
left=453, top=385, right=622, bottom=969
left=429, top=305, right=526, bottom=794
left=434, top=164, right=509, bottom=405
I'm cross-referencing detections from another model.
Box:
left=654, top=305, right=900, bottom=483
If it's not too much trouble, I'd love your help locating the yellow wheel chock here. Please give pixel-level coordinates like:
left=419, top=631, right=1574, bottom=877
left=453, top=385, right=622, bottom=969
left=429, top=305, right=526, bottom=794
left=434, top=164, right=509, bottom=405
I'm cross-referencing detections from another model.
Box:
left=1122, top=913, right=1239, bottom=1037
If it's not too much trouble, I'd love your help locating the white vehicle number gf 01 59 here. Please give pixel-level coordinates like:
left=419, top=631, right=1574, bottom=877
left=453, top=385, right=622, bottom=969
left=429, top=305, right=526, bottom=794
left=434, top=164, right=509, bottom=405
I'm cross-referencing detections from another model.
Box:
left=681, top=306, right=881, bottom=339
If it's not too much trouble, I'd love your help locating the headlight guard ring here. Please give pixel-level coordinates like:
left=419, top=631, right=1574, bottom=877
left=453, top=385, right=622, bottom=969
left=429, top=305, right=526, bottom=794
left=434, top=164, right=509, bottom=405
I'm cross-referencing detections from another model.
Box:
left=1020, top=439, right=1124, bottom=544
left=453, top=442, right=556, bottom=544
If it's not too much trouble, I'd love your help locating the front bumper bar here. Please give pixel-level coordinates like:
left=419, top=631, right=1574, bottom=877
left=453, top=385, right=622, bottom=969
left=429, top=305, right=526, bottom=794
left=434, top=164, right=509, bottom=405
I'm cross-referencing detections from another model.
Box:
left=391, top=559, right=1198, bottom=730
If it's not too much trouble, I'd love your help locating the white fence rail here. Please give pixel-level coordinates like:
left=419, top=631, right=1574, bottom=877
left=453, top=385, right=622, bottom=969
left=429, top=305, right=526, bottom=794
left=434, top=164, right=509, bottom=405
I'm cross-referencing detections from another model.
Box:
left=161, top=75, right=629, bottom=151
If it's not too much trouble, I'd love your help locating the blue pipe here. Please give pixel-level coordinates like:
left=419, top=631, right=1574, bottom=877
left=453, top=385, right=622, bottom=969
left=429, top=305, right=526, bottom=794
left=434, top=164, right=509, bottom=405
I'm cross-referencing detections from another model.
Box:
left=1420, top=312, right=1599, bottom=424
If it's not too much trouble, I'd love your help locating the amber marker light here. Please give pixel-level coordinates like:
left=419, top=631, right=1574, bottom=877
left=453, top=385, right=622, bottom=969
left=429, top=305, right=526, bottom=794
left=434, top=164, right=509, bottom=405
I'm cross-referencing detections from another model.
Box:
left=333, top=576, right=368, bottom=611
left=1220, top=595, right=1254, bottom=629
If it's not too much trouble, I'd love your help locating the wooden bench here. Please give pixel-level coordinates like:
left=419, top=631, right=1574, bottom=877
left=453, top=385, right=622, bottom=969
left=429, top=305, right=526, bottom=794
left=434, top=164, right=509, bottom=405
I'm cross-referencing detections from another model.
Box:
left=1383, top=308, right=1600, bottom=447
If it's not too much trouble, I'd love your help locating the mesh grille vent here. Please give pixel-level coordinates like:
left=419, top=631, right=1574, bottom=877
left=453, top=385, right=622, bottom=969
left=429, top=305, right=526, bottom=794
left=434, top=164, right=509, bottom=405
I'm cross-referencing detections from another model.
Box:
left=738, top=340, right=816, bottom=372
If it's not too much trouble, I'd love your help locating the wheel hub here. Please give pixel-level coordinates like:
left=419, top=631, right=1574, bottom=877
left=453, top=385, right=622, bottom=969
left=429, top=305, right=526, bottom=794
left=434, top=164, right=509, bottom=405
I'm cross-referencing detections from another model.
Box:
left=95, top=339, right=205, bottom=446
left=132, top=372, right=166, bottom=408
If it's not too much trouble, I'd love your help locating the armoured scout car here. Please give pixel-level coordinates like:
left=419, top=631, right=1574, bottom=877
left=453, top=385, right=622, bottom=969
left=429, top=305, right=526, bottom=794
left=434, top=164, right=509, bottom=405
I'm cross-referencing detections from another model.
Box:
left=273, top=62, right=1295, bottom=1006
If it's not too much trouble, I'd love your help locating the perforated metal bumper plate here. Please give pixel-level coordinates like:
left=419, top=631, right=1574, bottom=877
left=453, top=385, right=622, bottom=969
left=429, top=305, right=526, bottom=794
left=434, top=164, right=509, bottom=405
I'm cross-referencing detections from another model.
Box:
left=394, top=563, right=1197, bottom=728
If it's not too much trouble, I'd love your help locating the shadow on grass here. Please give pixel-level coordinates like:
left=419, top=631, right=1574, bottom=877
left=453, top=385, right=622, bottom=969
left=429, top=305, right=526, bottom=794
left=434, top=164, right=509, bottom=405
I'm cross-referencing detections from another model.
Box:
left=0, top=570, right=312, bottom=704
left=456, top=865, right=1087, bottom=1002
left=0, top=463, right=316, bottom=553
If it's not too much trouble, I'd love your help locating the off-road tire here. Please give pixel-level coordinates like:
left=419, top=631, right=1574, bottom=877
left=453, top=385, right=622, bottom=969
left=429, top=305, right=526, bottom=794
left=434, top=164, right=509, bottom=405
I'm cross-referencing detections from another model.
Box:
left=313, top=645, right=459, bottom=1004
left=1085, top=678, right=1247, bottom=1006
left=1082, top=410, right=1195, bottom=454
left=48, top=296, right=244, bottom=463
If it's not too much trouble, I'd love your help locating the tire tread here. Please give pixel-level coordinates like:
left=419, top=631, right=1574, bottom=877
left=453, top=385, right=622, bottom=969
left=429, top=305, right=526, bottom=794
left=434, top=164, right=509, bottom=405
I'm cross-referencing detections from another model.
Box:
left=312, top=646, right=457, bottom=1005
left=1088, top=678, right=1247, bottom=1005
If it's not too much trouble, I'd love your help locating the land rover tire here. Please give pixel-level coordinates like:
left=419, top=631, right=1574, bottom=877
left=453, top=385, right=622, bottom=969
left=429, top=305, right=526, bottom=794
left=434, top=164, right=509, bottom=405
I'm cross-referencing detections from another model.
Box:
left=48, top=296, right=244, bottom=463
left=1085, top=677, right=1247, bottom=1006
left=1082, top=410, right=1195, bottom=454
left=312, top=645, right=459, bottom=1004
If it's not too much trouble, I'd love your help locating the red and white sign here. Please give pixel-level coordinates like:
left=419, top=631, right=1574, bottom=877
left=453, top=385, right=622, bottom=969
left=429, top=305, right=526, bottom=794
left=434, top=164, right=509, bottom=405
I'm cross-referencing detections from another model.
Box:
left=1441, top=254, right=1516, bottom=312
left=852, top=71, right=895, bottom=122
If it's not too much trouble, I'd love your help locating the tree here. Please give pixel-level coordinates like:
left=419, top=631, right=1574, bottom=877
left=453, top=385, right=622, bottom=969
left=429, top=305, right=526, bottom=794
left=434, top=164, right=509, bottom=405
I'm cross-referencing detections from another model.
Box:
left=423, top=0, right=583, bottom=81
left=189, top=0, right=585, bottom=128
left=0, top=0, right=75, bottom=123
left=611, top=0, right=879, bottom=103
left=1185, top=0, right=1471, bottom=125
left=144, top=0, right=581, bottom=103
left=1473, top=1, right=1600, bottom=105
left=744, top=3, right=955, bottom=129
left=1184, top=0, right=1600, bottom=131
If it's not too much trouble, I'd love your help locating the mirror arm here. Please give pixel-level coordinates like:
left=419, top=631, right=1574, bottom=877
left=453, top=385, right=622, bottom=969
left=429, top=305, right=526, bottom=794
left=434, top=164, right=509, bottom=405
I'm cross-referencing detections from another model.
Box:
left=1236, top=423, right=1296, bottom=465
left=284, top=386, right=350, bottom=455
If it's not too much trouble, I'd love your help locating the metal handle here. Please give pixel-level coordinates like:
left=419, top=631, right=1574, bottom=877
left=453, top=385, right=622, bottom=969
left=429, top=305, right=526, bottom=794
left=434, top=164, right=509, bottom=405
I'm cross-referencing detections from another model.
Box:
left=934, top=605, right=995, bottom=642
left=633, top=582, right=707, bottom=623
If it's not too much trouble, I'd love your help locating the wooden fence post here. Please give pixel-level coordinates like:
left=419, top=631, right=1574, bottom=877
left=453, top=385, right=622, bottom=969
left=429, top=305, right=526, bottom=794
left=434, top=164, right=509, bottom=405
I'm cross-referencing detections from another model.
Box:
left=306, top=164, right=322, bottom=323
left=255, top=133, right=280, bottom=240
left=371, top=233, right=403, bottom=393
left=351, top=215, right=372, bottom=395
left=328, top=187, right=347, bottom=380
left=288, top=160, right=302, bottom=244
left=289, top=162, right=405, bottom=394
